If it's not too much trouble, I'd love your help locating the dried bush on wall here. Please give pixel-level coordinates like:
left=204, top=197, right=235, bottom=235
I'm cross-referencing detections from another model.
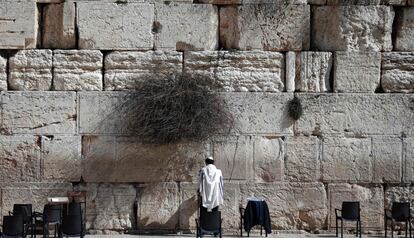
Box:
left=288, top=96, right=303, bottom=120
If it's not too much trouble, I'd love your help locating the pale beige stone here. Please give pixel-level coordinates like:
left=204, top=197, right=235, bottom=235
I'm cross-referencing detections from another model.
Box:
left=403, top=137, right=414, bottom=183
left=0, top=1, right=38, bottom=49
left=43, top=2, right=76, bottom=49
left=286, top=136, right=320, bottom=182
left=296, top=52, right=332, bottom=92
left=220, top=4, right=310, bottom=51
left=312, top=6, right=394, bottom=51
left=77, top=3, right=154, bottom=50
left=184, top=51, right=285, bottom=92
left=334, top=52, right=381, bottom=93
left=53, top=50, right=103, bottom=91
left=322, top=137, right=371, bottom=183
left=104, top=51, right=182, bottom=91
left=395, top=8, right=414, bottom=51
left=328, top=184, right=384, bottom=229
left=327, top=0, right=406, bottom=4
left=286, top=52, right=296, bottom=92
left=0, top=136, right=41, bottom=182
left=179, top=183, right=199, bottom=230
left=0, top=56, right=7, bottom=90
left=384, top=186, right=413, bottom=218
left=253, top=137, right=284, bottom=182
left=155, top=4, right=218, bottom=51
left=372, top=137, right=402, bottom=183
left=9, top=50, right=53, bottom=91
left=198, top=0, right=306, bottom=4
left=382, top=52, right=414, bottom=93
left=1, top=92, right=77, bottom=134
left=42, top=136, right=81, bottom=181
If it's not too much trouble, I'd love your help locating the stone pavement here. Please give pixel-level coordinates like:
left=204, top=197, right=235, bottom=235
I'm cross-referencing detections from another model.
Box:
left=80, top=234, right=389, bottom=238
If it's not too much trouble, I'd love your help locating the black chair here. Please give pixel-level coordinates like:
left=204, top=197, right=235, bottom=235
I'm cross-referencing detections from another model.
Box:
left=195, top=206, right=222, bottom=238
left=385, top=202, right=412, bottom=238
left=61, top=215, right=83, bottom=238
left=2, top=215, right=25, bottom=237
left=41, top=204, right=62, bottom=238
left=335, top=201, right=362, bottom=238
left=9, top=204, right=34, bottom=238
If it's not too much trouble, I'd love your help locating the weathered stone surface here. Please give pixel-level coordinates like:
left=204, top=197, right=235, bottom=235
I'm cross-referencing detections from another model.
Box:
left=322, top=137, right=371, bottom=182
left=394, top=8, right=414, bottom=51
left=155, top=4, right=218, bottom=51
left=403, top=137, right=414, bottom=183
left=286, top=52, right=295, bottom=92
left=9, top=50, right=53, bottom=91
left=213, top=136, right=253, bottom=180
left=327, top=0, right=406, bottom=4
left=334, top=52, right=381, bottom=93
left=312, top=6, right=394, bottom=51
left=220, top=5, right=310, bottom=51
left=0, top=1, right=38, bottom=49
left=295, top=94, right=414, bottom=136
left=138, top=183, right=179, bottom=230
left=82, top=136, right=207, bottom=182
left=0, top=56, right=6, bottom=90
left=240, top=183, right=327, bottom=230
left=77, top=3, right=154, bottom=50
left=285, top=136, right=320, bottom=182
left=43, top=2, right=76, bottom=49
left=42, top=136, right=81, bottom=181
left=104, top=51, right=182, bottom=91
left=382, top=52, right=414, bottom=93
left=0, top=136, right=41, bottom=182
left=253, top=137, right=284, bottom=182
left=296, top=52, right=332, bottom=92
left=184, top=51, right=285, bottom=92
left=372, top=137, right=402, bottom=183
left=1, top=92, right=77, bottom=134
left=198, top=0, right=306, bottom=4
left=328, top=184, right=384, bottom=228
left=53, top=50, right=103, bottom=91
left=409, top=0, right=414, bottom=5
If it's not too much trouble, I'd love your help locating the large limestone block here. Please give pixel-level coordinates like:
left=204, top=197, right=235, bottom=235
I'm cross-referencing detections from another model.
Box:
left=312, top=6, right=394, bottom=51
left=395, top=8, right=414, bottom=51
left=82, top=136, right=207, bottom=182
left=155, top=4, right=218, bottom=51
left=220, top=4, right=310, bottom=51
left=294, top=52, right=332, bottom=92
left=198, top=0, right=306, bottom=4
left=184, top=51, right=285, bottom=92
left=104, top=51, right=182, bottom=91
left=253, top=137, right=284, bottom=182
left=372, top=137, right=402, bottom=183
left=213, top=136, right=253, bottom=180
left=77, top=3, right=154, bottom=50
left=1, top=92, right=77, bottom=134
left=0, top=56, right=6, bottom=90
left=328, top=184, right=384, bottom=228
left=53, top=50, right=103, bottom=91
left=327, top=0, right=406, bottom=4
left=285, top=136, right=320, bottom=182
left=137, top=183, right=179, bottom=230
left=404, top=137, right=414, bottom=183
left=240, top=183, right=327, bottom=230
left=322, top=137, right=371, bottom=183
left=0, top=136, right=41, bottom=182
left=334, top=52, right=381, bottom=93
left=42, top=136, right=81, bottom=181
left=0, top=1, right=38, bottom=49
left=382, top=52, right=414, bottom=93
left=295, top=94, right=414, bottom=136
left=9, top=50, right=53, bottom=91
left=43, top=2, right=76, bottom=49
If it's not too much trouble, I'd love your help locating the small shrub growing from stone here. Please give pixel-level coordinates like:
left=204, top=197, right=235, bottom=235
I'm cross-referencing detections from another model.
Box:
left=288, top=96, right=303, bottom=120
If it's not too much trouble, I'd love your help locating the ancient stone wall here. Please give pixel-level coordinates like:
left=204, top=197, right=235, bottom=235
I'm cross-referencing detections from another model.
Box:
left=0, top=0, right=413, bottom=234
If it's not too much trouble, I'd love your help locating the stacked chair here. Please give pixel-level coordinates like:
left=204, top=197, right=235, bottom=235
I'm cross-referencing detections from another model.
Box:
left=385, top=202, right=412, bottom=238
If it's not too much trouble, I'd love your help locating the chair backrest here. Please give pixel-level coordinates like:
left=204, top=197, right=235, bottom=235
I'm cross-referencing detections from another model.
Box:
left=199, top=208, right=221, bottom=231
left=43, top=204, right=62, bottom=223
left=392, top=202, right=410, bottom=221
left=62, top=215, right=82, bottom=236
left=3, top=215, right=24, bottom=236
left=66, top=202, right=82, bottom=216
left=13, top=204, right=32, bottom=223
left=341, top=201, right=360, bottom=220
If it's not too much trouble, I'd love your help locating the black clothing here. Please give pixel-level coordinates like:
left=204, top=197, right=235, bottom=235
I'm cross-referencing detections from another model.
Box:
left=243, top=200, right=271, bottom=234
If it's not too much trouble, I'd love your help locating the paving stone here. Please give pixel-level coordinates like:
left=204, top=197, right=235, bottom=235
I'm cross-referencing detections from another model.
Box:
left=285, top=136, right=320, bottom=182
left=77, top=3, right=154, bottom=50
left=253, top=137, right=284, bottom=182
left=382, top=52, right=414, bottom=93
left=372, top=136, right=402, bottom=183
left=403, top=137, right=414, bottom=183
left=104, top=51, right=182, bottom=91
left=155, top=3, right=218, bottom=51
left=296, top=52, right=332, bottom=92
left=53, top=50, right=103, bottom=91
left=312, top=6, right=394, bottom=51
left=42, top=136, right=81, bottom=181
left=0, top=1, right=38, bottom=49
left=334, top=52, right=381, bottom=93
left=328, top=183, right=384, bottom=229
left=9, top=50, right=53, bottom=91
left=1, top=92, right=77, bottom=134
left=0, top=55, right=6, bottom=90
left=220, top=4, right=310, bottom=51
left=394, top=8, right=414, bottom=51
left=184, top=51, right=285, bottom=92
left=43, top=2, right=76, bottom=49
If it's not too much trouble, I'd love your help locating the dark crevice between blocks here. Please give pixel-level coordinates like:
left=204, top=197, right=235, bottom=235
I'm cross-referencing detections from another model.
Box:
left=101, top=50, right=113, bottom=91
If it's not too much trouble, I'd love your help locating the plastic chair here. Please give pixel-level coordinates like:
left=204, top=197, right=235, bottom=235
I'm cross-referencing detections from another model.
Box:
left=61, top=215, right=83, bottom=238
left=9, top=204, right=34, bottom=238
left=335, top=201, right=361, bottom=238
left=2, top=215, right=25, bottom=237
left=41, top=204, right=62, bottom=238
left=195, top=206, right=222, bottom=238
left=385, top=202, right=412, bottom=238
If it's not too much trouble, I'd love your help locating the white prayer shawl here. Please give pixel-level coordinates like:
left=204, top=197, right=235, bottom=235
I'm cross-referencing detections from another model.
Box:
left=198, top=164, right=224, bottom=210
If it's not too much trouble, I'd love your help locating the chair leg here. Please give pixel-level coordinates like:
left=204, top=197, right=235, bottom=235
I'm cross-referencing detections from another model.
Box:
left=356, top=220, right=358, bottom=237
left=336, top=218, right=339, bottom=237
left=359, top=220, right=362, bottom=238
left=341, top=219, right=343, bottom=238
left=260, top=226, right=262, bottom=236
left=386, top=218, right=388, bottom=238
left=409, top=219, right=412, bottom=238
left=392, top=220, right=394, bottom=238
left=406, top=221, right=409, bottom=238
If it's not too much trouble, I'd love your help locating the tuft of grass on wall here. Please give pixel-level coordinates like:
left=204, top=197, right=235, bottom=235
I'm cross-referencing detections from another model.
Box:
left=288, top=96, right=303, bottom=120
